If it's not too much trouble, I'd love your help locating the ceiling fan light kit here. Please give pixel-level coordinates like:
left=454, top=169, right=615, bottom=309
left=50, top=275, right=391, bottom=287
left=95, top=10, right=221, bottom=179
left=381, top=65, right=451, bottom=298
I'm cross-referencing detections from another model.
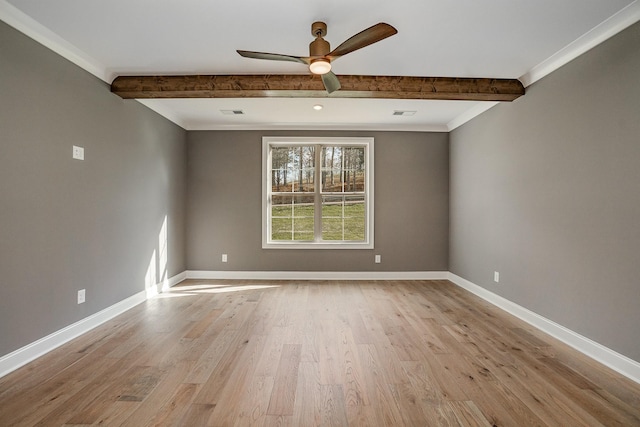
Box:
left=309, top=59, right=331, bottom=75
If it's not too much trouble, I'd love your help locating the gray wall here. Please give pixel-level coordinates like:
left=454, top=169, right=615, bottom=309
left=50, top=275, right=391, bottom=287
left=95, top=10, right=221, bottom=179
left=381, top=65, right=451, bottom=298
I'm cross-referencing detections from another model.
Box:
left=0, top=21, right=187, bottom=356
left=187, top=130, right=449, bottom=272
left=450, top=21, right=640, bottom=361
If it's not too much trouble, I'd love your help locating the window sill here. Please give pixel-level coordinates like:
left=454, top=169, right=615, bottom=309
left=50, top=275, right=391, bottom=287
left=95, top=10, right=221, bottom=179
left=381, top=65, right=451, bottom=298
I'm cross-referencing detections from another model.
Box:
left=262, top=241, right=374, bottom=250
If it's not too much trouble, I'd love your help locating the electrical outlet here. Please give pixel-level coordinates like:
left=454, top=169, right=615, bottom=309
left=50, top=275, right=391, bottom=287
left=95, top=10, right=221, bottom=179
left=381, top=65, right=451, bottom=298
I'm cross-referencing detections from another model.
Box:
left=72, top=145, right=84, bottom=160
left=77, top=289, right=86, bottom=304
left=222, top=253, right=228, bottom=263
left=494, top=271, right=500, bottom=283
left=375, top=255, right=381, bottom=264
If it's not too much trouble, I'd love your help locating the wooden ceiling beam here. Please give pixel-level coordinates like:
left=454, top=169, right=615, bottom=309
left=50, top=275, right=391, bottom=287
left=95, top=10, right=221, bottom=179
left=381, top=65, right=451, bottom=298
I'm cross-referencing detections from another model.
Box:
left=111, top=74, right=525, bottom=102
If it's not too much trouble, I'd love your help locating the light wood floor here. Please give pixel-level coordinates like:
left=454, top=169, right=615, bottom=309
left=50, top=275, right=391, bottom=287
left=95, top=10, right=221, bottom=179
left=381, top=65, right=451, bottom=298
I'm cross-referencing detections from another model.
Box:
left=1, top=280, right=639, bottom=426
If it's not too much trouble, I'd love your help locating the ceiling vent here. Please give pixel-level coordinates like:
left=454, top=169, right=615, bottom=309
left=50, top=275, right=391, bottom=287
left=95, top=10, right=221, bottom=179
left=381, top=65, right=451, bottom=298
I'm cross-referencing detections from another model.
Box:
left=393, top=110, right=416, bottom=116
left=221, top=109, right=245, bottom=115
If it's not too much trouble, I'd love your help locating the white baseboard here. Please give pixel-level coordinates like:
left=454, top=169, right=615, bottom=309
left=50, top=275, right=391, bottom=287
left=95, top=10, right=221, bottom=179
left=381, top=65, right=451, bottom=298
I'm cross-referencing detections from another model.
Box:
left=0, top=271, right=186, bottom=379
left=146, top=271, right=188, bottom=297
left=185, top=270, right=449, bottom=281
left=3, top=270, right=638, bottom=386
left=0, top=290, right=146, bottom=378
left=448, top=273, right=640, bottom=385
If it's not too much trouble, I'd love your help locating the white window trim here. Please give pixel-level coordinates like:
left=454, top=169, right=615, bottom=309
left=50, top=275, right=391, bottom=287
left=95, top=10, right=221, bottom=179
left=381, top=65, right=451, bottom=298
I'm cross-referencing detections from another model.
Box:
left=262, top=136, right=374, bottom=249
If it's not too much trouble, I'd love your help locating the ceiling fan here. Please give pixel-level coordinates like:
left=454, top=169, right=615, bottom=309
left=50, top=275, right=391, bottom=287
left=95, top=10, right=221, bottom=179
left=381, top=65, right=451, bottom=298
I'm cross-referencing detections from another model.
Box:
left=237, top=22, right=398, bottom=94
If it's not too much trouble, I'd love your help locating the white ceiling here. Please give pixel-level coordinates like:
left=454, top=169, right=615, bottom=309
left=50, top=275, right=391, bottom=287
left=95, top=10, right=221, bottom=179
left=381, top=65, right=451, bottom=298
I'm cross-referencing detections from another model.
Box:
left=2, top=0, right=639, bottom=131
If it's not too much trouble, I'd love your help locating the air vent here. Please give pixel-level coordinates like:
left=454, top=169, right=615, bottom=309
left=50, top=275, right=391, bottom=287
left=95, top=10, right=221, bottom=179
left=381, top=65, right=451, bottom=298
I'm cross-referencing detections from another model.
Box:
left=393, top=110, right=416, bottom=116
left=221, top=109, right=245, bottom=115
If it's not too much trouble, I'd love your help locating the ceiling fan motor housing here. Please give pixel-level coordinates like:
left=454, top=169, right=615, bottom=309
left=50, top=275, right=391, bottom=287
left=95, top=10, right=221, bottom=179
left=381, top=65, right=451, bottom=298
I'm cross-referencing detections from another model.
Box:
left=310, top=21, right=330, bottom=58
left=310, top=37, right=330, bottom=57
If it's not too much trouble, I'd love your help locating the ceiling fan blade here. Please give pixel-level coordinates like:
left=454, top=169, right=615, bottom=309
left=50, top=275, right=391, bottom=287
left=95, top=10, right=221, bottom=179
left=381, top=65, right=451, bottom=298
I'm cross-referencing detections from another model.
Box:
left=237, top=50, right=310, bottom=65
left=321, top=71, right=341, bottom=94
left=328, top=23, right=397, bottom=59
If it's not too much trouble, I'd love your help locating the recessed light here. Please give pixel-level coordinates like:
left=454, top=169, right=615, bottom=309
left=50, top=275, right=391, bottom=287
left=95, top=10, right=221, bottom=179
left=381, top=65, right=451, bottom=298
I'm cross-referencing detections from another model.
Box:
left=313, top=104, right=323, bottom=111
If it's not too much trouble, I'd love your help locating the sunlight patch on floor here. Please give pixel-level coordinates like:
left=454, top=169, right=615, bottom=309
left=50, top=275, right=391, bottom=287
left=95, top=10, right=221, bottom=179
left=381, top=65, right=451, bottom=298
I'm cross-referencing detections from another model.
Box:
left=155, top=283, right=280, bottom=298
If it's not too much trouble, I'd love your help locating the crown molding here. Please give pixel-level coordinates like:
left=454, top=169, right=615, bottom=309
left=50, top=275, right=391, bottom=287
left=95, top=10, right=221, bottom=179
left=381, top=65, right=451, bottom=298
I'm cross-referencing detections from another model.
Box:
left=520, top=1, right=640, bottom=87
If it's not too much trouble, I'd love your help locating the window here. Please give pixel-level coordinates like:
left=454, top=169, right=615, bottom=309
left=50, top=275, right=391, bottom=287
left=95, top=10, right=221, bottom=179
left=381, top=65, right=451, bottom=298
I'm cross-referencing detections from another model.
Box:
left=263, top=137, right=374, bottom=249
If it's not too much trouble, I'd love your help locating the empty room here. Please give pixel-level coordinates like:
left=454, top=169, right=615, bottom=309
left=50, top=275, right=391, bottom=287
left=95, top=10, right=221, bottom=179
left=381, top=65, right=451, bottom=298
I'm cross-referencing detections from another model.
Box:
left=1, top=1, right=639, bottom=425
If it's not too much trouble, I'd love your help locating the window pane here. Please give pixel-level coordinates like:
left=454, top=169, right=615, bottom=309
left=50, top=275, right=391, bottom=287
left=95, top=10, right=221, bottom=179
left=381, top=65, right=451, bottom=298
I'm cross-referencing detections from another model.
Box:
left=321, top=146, right=341, bottom=192
left=271, top=147, right=292, bottom=192
left=271, top=169, right=293, bottom=192
left=271, top=195, right=314, bottom=241
left=271, top=217, right=292, bottom=240
left=322, top=218, right=343, bottom=240
left=294, top=231, right=314, bottom=241
left=271, top=195, right=291, bottom=216
left=273, top=146, right=314, bottom=193
left=351, top=170, right=365, bottom=192
left=293, top=196, right=314, bottom=216
left=321, top=195, right=365, bottom=241
left=322, top=196, right=342, bottom=216
left=293, top=168, right=315, bottom=192
left=343, top=147, right=365, bottom=192
left=322, top=169, right=342, bottom=192
left=321, top=146, right=365, bottom=193
left=291, top=146, right=316, bottom=192
left=344, top=196, right=365, bottom=240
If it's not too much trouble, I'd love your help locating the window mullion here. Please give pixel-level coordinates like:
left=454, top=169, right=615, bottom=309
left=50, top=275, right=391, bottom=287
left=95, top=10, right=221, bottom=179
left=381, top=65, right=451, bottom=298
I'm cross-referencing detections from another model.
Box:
left=314, top=145, right=322, bottom=242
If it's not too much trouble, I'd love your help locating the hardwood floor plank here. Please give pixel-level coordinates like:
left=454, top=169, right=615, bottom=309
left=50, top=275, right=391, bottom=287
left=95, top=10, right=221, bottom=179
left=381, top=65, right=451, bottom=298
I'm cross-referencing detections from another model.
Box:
left=401, top=361, right=445, bottom=405
left=319, top=384, right=349, bottom=426
left=497, top=362, right=605, bottom=426
left=141, top=382, right=199, bottom=427
left=447, top=400, right=493, bottom=427
left=355, top=344, right=406, bottom=425
left=183, top=309, right=224, bottom=339
left=118, top=360, right=196, bottom=426
left=317, top=315, right=345, bottom=386
left=262, top=414, right=292, bottom=427
left=539, top=356, right=599, bottom=390
left=1, top=279, right=639, bottom=426
left=87, top=401, right=140, bottom=426
left=339, top=328, right=370, bottom=407
left=388, top=382, right=430, bottom=426
left=299, top=310, right=320, bottom=363
left=590, top=387, right=640, bottom=422
left=183, top=328, right=238, bottom=384
left=201, top=334, right=267, bottom=425
left=254, top=327, right=293, bottom=377
left=192, top=330, right=258, bottom=404
left=233, top=375, right=275, bottom=426
left=1, top=355, right=123, bottom=426
left=381, top=320, right=425, bottom=361
left=194, top=335, right=266, bottom=418
left=42, top=361, right=157, bottom=424
left=34, top=362, right=156, bottom=426
left=266, top=344, right=302, bottom=416
left=179, top=403, right=216, bottom=426
left=292, top=361, right=323, bottom=426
